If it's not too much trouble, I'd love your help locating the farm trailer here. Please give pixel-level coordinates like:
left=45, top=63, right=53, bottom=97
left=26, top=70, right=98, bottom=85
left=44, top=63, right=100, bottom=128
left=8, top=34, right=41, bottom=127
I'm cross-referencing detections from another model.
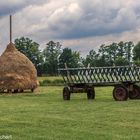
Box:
left=58, top=66, right=140, bottom=101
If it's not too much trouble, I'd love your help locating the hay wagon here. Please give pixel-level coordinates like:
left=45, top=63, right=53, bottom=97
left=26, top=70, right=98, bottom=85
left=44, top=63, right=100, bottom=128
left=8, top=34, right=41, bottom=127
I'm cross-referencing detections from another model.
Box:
left=58, top=65, right=140, bottom=101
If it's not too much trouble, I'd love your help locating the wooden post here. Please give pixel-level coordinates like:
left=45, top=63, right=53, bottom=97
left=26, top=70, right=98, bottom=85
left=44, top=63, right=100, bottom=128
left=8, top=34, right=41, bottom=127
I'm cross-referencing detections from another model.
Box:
left=10, top=15, right=12, bottom=43
left=64, top=63, right=68, bottom=69
left=64, top=63, right=72, bottom=83
left=87, top=63, right=90, bottom=68
left=65, top=63, right=69, bottom=77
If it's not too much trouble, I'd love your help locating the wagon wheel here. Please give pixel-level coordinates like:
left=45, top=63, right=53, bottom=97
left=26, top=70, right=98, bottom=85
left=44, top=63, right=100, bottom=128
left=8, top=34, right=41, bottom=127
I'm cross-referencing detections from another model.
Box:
left=63, top=87, right=70, bottom=100
left=129, top=85, right=140, bottom=99
left=113, top=85, right=128, bottom=101
left=87, top=88, right=95, bottom=100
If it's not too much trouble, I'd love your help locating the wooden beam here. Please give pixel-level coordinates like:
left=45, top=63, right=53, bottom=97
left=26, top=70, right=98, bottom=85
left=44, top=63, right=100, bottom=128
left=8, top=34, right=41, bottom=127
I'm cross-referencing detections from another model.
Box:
left=10, top=15, right=12, bottom=43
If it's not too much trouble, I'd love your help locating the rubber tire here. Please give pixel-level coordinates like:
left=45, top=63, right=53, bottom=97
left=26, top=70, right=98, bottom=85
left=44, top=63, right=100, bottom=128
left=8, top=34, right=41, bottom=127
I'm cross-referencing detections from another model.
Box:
left=63, top=87, right=70, bottom=100
left=113, top=85, right=128, bottom=101
left=87, top=89, right=95, bottom=100
left=129, top=85, right=140, bottom=99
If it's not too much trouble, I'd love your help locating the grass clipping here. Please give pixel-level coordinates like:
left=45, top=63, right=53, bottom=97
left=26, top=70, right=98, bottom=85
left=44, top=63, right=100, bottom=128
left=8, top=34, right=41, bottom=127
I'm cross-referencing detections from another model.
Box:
left=0, top=43, right=38, bottom=92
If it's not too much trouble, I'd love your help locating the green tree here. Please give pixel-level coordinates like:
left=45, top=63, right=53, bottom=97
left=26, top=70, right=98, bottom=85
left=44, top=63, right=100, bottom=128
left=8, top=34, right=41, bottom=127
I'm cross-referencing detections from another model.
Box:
left=59, top=48, right=81, bottom=68
left=84, top=41, right=134, bottom=67
left=83, top=49, right=99, bottom=67
left=43, top=41, right=62, bottom=75
left=124, top=41, right=134, bottom=63
left=14, top=37, right=43, bottom=76
left=116, top=41, right=134, bottom=65
left=114, top=56, right=129, bottom=66
left=117, top=41, right=125, bottom=58
left=103, top=43, right=118, bottom=66
left=103, top=42, right=133, bottom=66
left=133, top=42, right=140, bottom=66
left=109, top=43, right=118, bottom=61
left=97, top=44, right=109, bottom=66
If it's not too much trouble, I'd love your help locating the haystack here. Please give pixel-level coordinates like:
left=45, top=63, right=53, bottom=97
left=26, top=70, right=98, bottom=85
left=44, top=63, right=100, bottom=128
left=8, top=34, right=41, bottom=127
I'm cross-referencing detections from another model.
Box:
left=0, top=42, right=38, bottom=93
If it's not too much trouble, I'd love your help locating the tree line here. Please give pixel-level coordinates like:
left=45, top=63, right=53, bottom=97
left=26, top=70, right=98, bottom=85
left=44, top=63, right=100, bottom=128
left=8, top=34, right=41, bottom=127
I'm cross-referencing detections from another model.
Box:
left=14, top=37, right=140, bottom=76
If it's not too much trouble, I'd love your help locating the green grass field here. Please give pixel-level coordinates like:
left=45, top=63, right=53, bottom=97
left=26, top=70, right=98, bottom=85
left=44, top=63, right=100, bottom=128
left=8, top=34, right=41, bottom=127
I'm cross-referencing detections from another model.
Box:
left=37, top=76, right=63, bottom=82
left=0, top=85, right=140, bottom=140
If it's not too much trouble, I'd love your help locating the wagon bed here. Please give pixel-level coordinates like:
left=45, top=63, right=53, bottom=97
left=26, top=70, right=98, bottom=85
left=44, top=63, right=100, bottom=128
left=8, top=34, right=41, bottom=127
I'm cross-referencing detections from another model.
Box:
left=59, top=66, right=140, bottom=101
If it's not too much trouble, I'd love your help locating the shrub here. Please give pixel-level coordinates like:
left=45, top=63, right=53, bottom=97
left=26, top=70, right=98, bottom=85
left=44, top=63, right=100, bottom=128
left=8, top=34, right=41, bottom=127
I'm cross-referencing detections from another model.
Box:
left=39, top=79, right=64, bottom=86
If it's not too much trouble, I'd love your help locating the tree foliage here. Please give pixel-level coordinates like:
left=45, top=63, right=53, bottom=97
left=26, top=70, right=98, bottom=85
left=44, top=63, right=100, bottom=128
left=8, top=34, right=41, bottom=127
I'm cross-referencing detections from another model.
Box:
left=43, top=41, right=62, bottom=75
left=14, top=37, right=43, bottom=76
left=59, top=48, right=81, bottom=68
left=84, top=41, right=134, bottom=67
left=133, top=42, right=140, bottom=66
left=14, top=37, right=139, bottom=76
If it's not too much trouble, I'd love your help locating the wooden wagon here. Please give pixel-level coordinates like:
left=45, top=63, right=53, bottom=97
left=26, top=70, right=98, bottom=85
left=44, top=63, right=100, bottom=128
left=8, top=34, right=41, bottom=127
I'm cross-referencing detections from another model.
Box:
left=59, top=66, right=140, bottom=101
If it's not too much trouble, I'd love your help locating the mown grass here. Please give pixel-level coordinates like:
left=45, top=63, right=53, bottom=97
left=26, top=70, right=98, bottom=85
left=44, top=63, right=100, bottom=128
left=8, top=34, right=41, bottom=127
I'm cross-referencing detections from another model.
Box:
left=0, top=85, right=139, bottom=140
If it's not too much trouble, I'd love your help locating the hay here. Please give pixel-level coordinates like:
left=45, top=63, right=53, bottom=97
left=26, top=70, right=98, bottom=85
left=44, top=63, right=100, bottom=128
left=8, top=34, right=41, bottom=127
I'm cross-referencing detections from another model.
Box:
left=0, top=43, right=38, bottom=92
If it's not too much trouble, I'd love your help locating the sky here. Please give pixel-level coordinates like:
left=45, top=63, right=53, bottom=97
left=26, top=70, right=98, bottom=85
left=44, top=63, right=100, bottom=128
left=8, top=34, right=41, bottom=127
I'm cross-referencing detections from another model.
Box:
left=0, top=0, right=140, bottom=56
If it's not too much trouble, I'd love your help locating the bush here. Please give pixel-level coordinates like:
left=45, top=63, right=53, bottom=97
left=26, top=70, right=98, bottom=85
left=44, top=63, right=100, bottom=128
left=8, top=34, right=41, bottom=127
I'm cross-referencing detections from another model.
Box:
left=39, top=79, right=64, bottom=86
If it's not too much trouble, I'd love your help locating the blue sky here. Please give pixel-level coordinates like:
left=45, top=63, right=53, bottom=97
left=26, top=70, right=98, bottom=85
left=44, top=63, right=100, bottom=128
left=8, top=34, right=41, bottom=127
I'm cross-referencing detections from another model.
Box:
left=0, top=0, right=140, bottom=56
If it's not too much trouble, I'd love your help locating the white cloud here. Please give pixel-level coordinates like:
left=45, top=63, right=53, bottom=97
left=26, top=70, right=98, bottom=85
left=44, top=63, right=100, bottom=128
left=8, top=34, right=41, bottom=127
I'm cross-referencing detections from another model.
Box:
left=0, top=0, right=140, bottom=56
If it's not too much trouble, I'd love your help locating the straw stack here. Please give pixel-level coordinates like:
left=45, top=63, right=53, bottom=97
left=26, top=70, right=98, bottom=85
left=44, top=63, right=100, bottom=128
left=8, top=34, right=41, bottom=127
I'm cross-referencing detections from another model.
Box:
left=0, top=42, right=38, bottom=93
